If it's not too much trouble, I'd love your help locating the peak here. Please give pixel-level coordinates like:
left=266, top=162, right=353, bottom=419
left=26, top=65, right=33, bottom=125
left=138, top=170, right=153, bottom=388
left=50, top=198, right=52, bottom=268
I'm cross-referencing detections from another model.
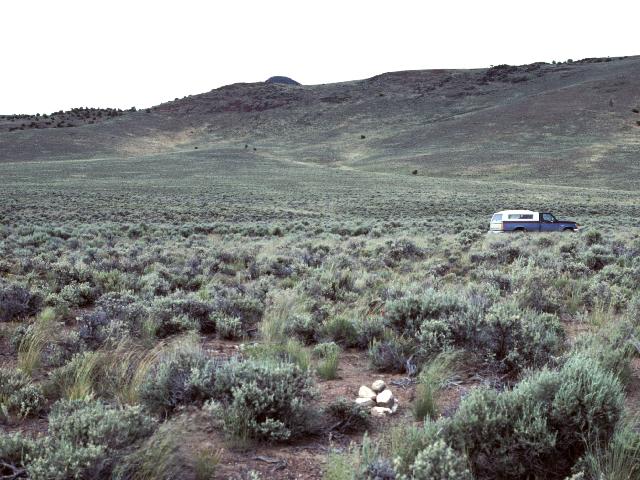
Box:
left=265, top=76, right=301, bottom=86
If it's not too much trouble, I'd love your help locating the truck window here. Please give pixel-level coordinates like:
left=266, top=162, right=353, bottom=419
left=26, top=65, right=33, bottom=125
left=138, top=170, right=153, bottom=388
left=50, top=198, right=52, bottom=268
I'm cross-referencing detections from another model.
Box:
left=542, top=213, right=556, bottom=222
left=508, top=214, right=533, bottom=220
left=491, top=214, right=502, bottom=222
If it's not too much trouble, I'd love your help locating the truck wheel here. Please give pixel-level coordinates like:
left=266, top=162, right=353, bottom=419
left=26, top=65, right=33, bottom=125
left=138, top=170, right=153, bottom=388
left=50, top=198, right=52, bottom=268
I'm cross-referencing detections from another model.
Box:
left=514, top=228, right=526, bottom=233
left=562, top=228, right=575, bottom=233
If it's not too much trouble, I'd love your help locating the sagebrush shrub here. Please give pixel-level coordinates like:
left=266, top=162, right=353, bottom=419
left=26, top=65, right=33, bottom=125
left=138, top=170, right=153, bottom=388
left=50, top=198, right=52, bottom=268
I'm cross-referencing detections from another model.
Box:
left=214, top=314, right=243, bottom=339
left=550, top=354, right=624, bottom=453
left=139, top=345, right=213, bottom=416
left=415, top=319, right=453, bottom=360
left=398, top=440, right=472, bottom=480
left=515, top=270, right=562, bottom=313
left=151, top=294, right=215, bottom=334
left=25, top=399, right=156, bottom=480
left=213, top=359, right=316, bottom=441
left=283, top=313, right=319, bottom=344
left=583, top=230, right=603, bottom=246
left=368, top=333, right=412, bottom=373
left=211, top=286, right=264, bottom=325
left=582, top=246, right=614, bottom=272
left=0, top=433, right=36, bottom=475
left=322, top=315, right=359, bottom=347
left=384, top=289, right=465, bottom=334
left=0, top=368, right=45, bottom=422
left=573, top=323, right=635, bottom=384
left=312, top=341, right=340, bottom=358
left=476, top=301, right=564, bottom=373
left=79, top=292, right=147, bottom=347
left=446, top=354, right=624, bottom=479
left=383, top=238, right=424, bottom=266
left=47, top=399, right=156, bottom=451
left=355, top=315, right=386, bottom=348
left=58, top=282, right=96, bottom=308
left=0, top=281, right=42, bottom=322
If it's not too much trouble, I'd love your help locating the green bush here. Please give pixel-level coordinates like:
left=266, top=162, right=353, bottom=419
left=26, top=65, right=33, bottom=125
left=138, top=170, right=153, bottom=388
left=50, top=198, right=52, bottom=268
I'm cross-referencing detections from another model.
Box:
left=322, top=315, right=358, bottom=347
left=384, top=289, right=464, bottom=335
left=312, top=341, right=341, bottom=358
left=368, top=333, right=412, bottom=373
left=284, top=313, right=319, bottom=344
left=390, top=421, right=444, bottom=476
left=355, top=315, right=386, bottom=348
left=48, top=399, right=156, bottom=450
left=447, top=386, right=555, bottom=478
left=583, top=246, right=614, bottom=272
left=58, top=282, right=96, bottom=308
left=415, top=319, right=453, bottom=361
left=151, top=294, right=215, bottom=334
left=515, top=270, right=562, bottom=313
left=572, top=323, right=635, bottom=384
left=550, top=354, right=624, bottom=453
left=25, top=399, right=156, bottom=480
left=0, top=368, right=45, bottom=422
left=139, top=345, right=213, bottom=416
left=476, top=301, right=564, bottom=373
left=211, top=286, right=265, bottom=326
left=78, top=292, right=147, bottom=347
left=212, top=359, right=316, bottom=441
left=446, top=354, right=624, bottom=479
left=0, top=433, right=36, bottom=477
left=398, top=440, right=472, bottom=480
left=583, top=230, right=603, bottom=246
left=215, top=314, right=243, bottom=339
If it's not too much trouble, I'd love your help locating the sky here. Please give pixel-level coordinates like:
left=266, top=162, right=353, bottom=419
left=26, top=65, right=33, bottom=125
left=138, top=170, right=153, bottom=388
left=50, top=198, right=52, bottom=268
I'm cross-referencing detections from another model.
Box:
left=2, top=0, right=639, bottom=114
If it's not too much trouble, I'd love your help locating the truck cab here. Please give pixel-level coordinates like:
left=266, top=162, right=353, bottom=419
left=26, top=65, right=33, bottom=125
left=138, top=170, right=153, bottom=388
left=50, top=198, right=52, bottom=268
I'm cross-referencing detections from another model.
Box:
left=489, top=210, right=579, bottom=233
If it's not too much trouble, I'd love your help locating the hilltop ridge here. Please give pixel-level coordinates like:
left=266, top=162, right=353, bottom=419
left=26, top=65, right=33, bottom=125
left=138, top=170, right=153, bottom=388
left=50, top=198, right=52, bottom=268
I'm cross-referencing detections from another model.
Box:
left=1, top=56, right=639, bottom=189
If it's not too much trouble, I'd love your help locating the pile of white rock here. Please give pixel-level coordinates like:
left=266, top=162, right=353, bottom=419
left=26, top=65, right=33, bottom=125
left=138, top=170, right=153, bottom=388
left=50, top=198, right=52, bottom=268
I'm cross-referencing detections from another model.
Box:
left=355, top=379, right=398, bottom=417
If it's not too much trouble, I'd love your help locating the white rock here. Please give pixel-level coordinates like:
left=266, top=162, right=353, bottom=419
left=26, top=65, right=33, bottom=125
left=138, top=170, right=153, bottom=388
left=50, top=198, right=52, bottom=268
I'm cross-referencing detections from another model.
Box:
left=371, top=379, right=386, bottom=393
left=355, top=397, right=375, bottom=408
left=391, top=400, right=399, bottom=414
left=371, top=406, right=392, bottom=417
left=376, top=389, right=394, bottom=407
left=358, top=385, right=377, bottom=400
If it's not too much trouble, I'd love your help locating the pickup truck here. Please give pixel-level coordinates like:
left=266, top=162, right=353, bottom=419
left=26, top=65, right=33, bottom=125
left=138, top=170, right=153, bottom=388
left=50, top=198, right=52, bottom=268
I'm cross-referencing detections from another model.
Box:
left=489, top=210, right=579, bottom=233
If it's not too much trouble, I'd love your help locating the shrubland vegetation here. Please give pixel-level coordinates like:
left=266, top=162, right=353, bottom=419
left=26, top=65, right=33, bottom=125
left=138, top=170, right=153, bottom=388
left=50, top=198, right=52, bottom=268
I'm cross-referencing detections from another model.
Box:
left=1, top=149, right=639, bottom=479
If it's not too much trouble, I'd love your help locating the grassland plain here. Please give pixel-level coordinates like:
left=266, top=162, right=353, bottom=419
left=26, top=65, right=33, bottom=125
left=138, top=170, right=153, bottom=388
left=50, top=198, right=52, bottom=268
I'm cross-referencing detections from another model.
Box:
left=2, top=57, right=640, bottom=480
left=2, top=147, right=640, bottom=479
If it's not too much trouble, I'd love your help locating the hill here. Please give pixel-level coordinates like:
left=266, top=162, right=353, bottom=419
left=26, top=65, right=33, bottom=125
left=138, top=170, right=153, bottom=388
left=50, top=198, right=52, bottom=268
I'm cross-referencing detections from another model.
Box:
left=1, top=56, right=639, bottom=191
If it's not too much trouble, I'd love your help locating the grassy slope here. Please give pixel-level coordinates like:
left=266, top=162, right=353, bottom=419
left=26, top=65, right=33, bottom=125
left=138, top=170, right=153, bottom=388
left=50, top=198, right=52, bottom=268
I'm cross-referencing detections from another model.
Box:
left=1, top=56, right=639, bottom=191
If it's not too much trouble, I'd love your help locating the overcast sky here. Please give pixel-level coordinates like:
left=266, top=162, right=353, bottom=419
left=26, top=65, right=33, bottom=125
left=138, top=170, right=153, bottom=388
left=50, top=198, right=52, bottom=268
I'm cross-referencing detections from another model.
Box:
left=2, top=0, right=638, bottom=114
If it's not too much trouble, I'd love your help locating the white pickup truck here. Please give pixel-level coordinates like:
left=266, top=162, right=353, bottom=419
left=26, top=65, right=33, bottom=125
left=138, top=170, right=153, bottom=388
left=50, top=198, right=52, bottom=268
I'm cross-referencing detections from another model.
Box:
left=489, top=210, right=580, bottom=233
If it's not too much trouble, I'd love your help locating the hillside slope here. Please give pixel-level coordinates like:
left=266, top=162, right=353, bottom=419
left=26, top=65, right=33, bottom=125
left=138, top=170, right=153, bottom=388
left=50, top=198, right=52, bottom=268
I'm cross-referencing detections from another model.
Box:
left=2, top=56, right=639, bottom=189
